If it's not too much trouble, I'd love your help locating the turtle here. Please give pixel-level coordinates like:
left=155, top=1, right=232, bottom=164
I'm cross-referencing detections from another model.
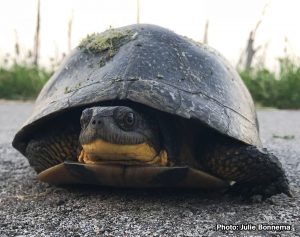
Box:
left=12, top=24, right=291, bottom=199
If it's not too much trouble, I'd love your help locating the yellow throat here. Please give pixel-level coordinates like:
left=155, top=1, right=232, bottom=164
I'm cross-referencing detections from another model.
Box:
left=78, top=139, right=168, bottom=166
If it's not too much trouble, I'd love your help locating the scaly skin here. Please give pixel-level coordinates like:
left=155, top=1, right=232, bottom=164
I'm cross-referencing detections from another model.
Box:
left=25, top=126, right=79, bottom=173
left=199, top=136, right=291, bottom=199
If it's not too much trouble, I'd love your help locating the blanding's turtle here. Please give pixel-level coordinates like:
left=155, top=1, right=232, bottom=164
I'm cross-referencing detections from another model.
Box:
left=12, top=24, right=291, bottom=199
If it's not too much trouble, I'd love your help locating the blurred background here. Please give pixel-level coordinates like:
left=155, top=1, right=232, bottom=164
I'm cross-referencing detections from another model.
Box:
left=0, top=0, right=299, bottom=108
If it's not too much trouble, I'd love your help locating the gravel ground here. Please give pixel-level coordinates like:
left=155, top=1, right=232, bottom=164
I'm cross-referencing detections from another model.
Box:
left=0, top=101, right=299, bottom=237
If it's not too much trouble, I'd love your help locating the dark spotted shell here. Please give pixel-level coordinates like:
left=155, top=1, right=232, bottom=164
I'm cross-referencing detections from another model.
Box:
left=13, top=24, right=261, bottom=154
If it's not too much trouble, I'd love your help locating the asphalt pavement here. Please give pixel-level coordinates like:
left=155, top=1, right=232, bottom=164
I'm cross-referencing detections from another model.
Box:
left=0, top=101, right=299, bottom=236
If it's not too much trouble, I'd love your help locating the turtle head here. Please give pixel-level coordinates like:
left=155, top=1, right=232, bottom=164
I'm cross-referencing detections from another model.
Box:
left=78, top=106, right=168, bottom=165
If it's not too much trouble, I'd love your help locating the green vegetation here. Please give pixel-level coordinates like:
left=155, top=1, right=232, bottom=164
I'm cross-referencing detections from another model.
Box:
left=0, top=57, right=299, bottom=109
left=240, top=58, right=300, bottom=109
left=79, top=28, right=131, bottom=56
left=79, top=28, right=132, bottom=67
left=79, top=29, right=127, bottom=54
left=0, top=64, right=52, bottom=100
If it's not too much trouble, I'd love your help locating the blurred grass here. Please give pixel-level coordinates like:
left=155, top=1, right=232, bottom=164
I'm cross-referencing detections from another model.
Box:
left=0, top=58, right=299, bottom=109
left=0, top=64, right=52, bottom=100
left=240, top=58, right=300, bottom=109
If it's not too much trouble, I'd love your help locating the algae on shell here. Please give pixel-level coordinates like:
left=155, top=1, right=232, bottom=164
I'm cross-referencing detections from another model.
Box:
left=79, top=28, right=133, bottom=64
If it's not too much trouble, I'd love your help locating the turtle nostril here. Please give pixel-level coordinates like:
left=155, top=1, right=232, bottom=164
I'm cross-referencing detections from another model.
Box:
left=91, top=119, right=102, bottom=127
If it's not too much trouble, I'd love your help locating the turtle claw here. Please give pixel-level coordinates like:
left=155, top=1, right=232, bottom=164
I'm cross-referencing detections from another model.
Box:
left=227, top=176, right=292, bottom=201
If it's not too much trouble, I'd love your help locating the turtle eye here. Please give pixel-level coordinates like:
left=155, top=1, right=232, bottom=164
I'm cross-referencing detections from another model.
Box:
left=123, top=112, right=135, bottom=129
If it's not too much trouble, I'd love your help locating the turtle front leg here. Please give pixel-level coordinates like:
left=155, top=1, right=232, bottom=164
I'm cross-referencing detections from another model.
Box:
left=201, top=143, right=292, bottom=199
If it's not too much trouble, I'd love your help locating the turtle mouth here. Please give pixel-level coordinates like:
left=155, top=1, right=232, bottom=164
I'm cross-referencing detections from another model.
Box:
left=78, top=139, right=168, bottom=166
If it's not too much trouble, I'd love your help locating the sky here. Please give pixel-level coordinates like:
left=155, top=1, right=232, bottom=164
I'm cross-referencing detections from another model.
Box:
left=0, top=0, right=299, bottom=69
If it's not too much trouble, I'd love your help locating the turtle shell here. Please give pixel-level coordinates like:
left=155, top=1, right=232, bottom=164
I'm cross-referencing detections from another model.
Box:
left=13, top=24, right=261, bottom=154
